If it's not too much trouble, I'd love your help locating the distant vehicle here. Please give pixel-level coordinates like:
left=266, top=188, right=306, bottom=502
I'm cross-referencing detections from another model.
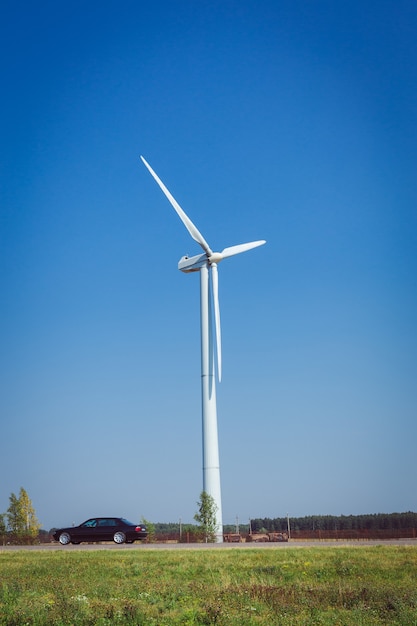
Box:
left=53, top=517, right=148, bottom=545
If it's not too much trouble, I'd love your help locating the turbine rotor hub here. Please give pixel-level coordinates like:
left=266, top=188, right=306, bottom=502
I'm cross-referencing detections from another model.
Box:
left=208, top=252, right=223, bottom=264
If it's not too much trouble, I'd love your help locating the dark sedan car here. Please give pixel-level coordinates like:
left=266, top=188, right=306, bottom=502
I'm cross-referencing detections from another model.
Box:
left=53, top=517, right=148, bottom=545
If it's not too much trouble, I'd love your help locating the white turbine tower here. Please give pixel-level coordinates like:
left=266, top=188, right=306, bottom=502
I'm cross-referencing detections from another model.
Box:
left=141, top=156, right=265, bottom=542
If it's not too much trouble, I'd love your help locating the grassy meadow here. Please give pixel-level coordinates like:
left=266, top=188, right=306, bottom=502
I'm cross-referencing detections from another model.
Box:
left=1, top=545, right=417, bottom=625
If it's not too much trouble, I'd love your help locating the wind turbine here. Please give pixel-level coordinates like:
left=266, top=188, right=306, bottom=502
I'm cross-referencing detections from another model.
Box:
left=141, top=156, right=265, bottom=542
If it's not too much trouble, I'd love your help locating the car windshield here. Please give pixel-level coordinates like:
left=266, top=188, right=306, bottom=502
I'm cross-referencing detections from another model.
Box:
left=120, top=518, right=135, bottom=526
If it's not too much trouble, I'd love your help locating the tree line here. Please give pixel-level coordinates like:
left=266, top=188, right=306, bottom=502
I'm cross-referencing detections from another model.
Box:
left=251, top=512, right=417, bottom=533
left=150, top=512, right=417, bottom=538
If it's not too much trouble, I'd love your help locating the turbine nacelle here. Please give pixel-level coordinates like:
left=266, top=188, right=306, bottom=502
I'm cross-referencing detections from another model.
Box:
left=178, top=251, right=224, bottom=273
left=178, top=242, right=266, bottom=273
left=178, top=253, right=209, bottom=273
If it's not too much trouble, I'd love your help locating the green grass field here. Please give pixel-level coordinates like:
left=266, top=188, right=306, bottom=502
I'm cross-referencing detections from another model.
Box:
left=1, top=545, right=416, bottom=624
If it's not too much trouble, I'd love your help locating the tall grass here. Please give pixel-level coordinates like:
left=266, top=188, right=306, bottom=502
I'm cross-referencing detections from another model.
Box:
left=1, top=545, right=416, bottom=624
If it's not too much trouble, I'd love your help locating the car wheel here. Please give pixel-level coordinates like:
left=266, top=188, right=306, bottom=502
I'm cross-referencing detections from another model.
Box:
left=59, top=532, right=71, bottom=545
left=113, top=531, right=126, bottom=544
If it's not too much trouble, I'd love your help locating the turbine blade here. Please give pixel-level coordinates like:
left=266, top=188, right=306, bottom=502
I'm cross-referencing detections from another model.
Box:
left=211, top=263, right=222, bottom=382
left=140, top=156, right=212, bottom=256
left=221, top=240, right=266, bottom=259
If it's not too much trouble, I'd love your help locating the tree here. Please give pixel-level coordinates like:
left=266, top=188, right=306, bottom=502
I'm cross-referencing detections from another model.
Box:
left=194, top=491, right=218, bottom=543
left=7, top=487, right=40, bottom=542
left=141, top=517, right=155, bottom=542
left=7, top=492, right=23, bottom=535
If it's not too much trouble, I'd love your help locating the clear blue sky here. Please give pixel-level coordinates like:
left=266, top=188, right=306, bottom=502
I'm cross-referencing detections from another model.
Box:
left=1, top=0, right=416, bottom=531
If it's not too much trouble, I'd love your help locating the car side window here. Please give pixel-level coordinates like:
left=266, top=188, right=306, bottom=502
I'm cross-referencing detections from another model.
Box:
left=83, top=519, right=97, bottom=528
